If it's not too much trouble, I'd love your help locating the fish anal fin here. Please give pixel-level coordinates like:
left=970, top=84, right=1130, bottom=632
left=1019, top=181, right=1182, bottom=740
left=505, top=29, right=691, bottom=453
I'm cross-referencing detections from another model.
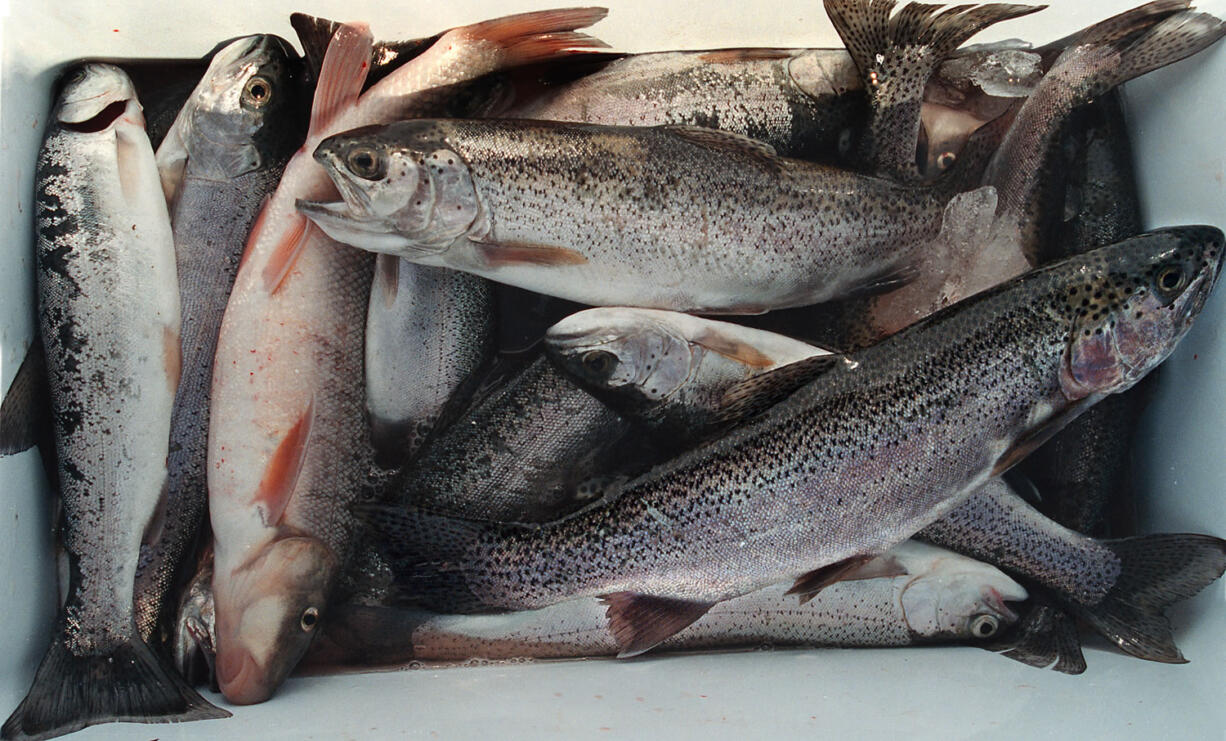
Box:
left=0, top=338, right=49, bottom=456
left=260, top=214, right=313, bottom=295
left=600, top=592, right=714, bottom=658
left=661, top=124, right=778, bottom=159
left=715, top=354, right=841, bottom=426
left=472, top=241, right=589, bottom=268
left=692, top=328, right=776, bottom=368
left=786, top=554, right=880, bottom=604
left=309, top=23, right=374, bottom=138
left=253, top=400, right=316, bottom=528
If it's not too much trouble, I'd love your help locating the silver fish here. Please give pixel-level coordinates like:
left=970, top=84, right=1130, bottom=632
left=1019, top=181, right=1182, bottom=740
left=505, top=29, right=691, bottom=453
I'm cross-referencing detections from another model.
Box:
left=300, top=118, right=986, bottom=313
left=365, top=255, right=494, bottom=466
left=545, top=307, right=829, bottom=436
left=3, top=64, right=227, bottom=741
left=919, top=478, right=1226, bottom=665
left=308, top=541, right=1026, bottom=666
left=208, top=10, right=611, bottom=706
left=134, top=34, right=307, bottom=647
left=366, top=226, right=1222, bottom=657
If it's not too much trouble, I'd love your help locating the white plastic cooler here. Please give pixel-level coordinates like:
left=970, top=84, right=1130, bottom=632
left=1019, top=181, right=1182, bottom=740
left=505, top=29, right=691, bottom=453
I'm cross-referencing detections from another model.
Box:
left=1, top=1, right=1223, bottom=738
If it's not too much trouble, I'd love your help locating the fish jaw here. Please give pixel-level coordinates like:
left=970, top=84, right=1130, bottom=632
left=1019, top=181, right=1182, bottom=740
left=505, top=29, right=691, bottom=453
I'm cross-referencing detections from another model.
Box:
left=212, top=534, right=335, bottom=704
left=296, top=197, right=427, bottom=256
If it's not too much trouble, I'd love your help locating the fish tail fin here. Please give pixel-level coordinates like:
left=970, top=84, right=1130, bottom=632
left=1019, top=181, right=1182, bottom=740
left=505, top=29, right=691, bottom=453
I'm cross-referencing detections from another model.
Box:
left=1070, top=534, right=1226, bottom=663
left=457, top=7, right=612, bottom=66
left=354, top=502, right=492, bottom=613
left=2, top=632, right=229, bottom=740
left=1035, top=0, right=1189, bottom=62
left=986, top=597, right=1087, bottom=675
left=823, top=0, right=1044, bottom=179
left=1047, top=8, right=1226, bottom=109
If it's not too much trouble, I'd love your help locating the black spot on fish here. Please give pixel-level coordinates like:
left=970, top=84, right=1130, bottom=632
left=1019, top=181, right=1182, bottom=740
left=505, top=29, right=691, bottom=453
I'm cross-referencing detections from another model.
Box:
left=61, top=459, right=87, bottom=483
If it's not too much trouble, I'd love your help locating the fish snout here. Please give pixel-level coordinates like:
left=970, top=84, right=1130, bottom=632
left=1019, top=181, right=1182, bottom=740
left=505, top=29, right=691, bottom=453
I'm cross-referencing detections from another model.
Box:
left=216, top=647, right=269, bottom=705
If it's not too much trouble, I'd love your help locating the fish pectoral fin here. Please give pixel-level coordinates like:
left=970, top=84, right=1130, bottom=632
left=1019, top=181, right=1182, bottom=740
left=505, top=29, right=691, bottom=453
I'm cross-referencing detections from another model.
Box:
left=692, top=328, right=777, bottom=369
left=253, top=399, right=316, bottom=528
left=786, top=554, right=881, bottom=605
left=261, top=213, right=314, bottom=294
left=715, top=354, right=843, bottom=426
left=600, top=592, right=715, bottom=658
left=471, top=240, right=589, bottom=268
left=308, top=23, right=374, bottom=138
left=0, top=338, right=50, bottom=457
left=991, top=397, right=1095, bottom=477
left=839, top=261, right=921, bottom=300
left=659, top=124, right=778, bottom=160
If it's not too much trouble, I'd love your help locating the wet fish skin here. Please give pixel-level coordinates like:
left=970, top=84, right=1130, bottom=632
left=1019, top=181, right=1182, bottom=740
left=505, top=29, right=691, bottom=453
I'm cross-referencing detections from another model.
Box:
left=301, top=117, right=967, bottom=313
left=545, top=307, right=828, bottom=436
left=368, top=227, right=1221, bottom=656
left=365, top=255, right=495, bottom=467
left=307, top=541, right=1025, bottom=666
left=919, top=478, right=1226, bottom=664
left=3, top=64, right=226, bottom=741
left=134, top=34, right=308, bottom=648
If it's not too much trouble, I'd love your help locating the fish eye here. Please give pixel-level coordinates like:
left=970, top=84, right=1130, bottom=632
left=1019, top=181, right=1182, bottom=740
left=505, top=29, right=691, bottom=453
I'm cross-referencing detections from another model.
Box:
left=1156, top=266, right=1187, bottom=294
left=581, top=350, right=616, bottom=376
left=300, top=606, right=319, bottom=632
left=936, top=151, right=956, bottom=171
left=242, top=76, right=273, bottom=108
left=969, top=614, right=999, bottom=639
left=347, top=147, right=382, bottom=180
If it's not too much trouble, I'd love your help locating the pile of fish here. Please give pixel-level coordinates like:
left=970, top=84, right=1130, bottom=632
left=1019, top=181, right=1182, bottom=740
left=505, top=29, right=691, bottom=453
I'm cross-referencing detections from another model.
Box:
left=3, top=0, right=1226, bottom=737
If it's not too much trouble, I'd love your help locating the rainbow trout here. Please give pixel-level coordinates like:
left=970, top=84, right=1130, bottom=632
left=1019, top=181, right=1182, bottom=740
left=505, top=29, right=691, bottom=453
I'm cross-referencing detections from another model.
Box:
left=365, top=226, right=1222, bottom=656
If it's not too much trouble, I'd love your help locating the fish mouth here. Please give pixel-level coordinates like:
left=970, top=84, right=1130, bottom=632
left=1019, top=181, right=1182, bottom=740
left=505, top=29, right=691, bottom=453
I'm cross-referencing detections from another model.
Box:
left=981, top=586, right=1020, bottom=623
left=216, top=647, right=270, bottom=705
left=297, top=198, right=425, bottom=257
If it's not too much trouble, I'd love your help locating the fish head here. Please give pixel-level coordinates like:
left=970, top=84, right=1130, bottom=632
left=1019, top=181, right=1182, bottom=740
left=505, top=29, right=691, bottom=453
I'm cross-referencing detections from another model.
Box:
left=299, top=121, right=481, bottom=257
left=900, top=556, right=1027, bottom=642
left=55, top=63, right=141, bottom=131
left=213, top=535, right=337, bottom=704
left=179, top=34, right=306, bottom=178
left=1057, top=226, right=1224, bottom=401
left=545, top=308, right=699, bottom=407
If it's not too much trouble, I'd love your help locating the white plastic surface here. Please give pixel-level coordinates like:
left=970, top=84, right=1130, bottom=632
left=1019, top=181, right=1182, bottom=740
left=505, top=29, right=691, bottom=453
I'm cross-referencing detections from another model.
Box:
left=1, top=1, right=1224, bottom=738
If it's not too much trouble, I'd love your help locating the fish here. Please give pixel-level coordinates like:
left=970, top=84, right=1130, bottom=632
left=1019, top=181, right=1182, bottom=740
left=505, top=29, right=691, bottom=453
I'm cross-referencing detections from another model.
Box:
left=395, top=309, right=831, bottom=524
left=821, top=0, right=1043, bottom=181
left=299, top=117, right=991, bottom=313
left=2, top=63, right=227, bottom=741
left=363, top=226, right=1222, bottom=657
left=544, top=307, right=829, bottom=436
left=208, top=9, right=612, bottom=706
left=173, top=545, right=218, bottom=689
left=304, top=541, right=1026, bottom=667
left=918, top=477, right=1226, bottom=664
left=798, top=2, right=1226, bottom=352
left=132, top=34, right=309, bottom=650
left=365, top=255, right=495, bottom=468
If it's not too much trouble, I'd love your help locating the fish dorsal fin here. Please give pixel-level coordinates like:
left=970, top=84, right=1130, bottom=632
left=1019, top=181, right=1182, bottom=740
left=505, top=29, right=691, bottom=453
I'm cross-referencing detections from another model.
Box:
left=253, top=398, right=316, bottom=527
left=660, top=124, right=778, bottom=160
left=600, top=592, right=715, bottom=658
left=691, top=328, right=776, bottom=369
left=0, top=338, right=49, bottom=456
left=991, top=397, right=1095, bottom=477
left=786, top=554, right=905, bottom=604
left=309, top=23, right=373, bottom=138
left=291, top=13, right=343, bottom=85
left=715, top=354, right=843, bottom=426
